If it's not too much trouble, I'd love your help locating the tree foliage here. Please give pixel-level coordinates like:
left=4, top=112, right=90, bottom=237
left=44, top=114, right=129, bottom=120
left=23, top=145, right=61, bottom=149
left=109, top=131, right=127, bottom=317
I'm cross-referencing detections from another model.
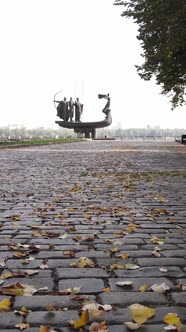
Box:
left=114, top=0, right=186, bottom=109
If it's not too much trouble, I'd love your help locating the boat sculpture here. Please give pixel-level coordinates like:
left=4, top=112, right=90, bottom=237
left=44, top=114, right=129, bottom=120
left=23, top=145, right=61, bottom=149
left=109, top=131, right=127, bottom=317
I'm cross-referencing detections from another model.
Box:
left=55, top=94, right=112, bottom=139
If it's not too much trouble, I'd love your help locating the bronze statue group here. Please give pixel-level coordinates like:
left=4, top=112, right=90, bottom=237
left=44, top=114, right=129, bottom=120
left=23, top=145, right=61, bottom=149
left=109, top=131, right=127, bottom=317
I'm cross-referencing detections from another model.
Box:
left=55, top=97, right=83, bottom=122
left=55, top=93, right=110, bottom=122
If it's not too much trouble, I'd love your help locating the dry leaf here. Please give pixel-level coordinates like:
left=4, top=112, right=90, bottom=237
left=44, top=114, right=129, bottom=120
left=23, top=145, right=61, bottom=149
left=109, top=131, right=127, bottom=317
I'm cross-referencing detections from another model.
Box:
left=110, top=247, right=120, bottom=253
left=0, top=271, right=13, bottom=279
left=77, top=257, right=95, bottom=268
left=116, top=281, right=133, bottom=287
left=163, top=313, right=183, bottom=332
left=60, top=287, right=81, bottom=295
left=15, top=323, right=30, bottom=330
left=63, top=250, right=75, bottom=257
left=59, top=233, right=68, bottom=239
left=151, top=282, right=170, bottom=293
left=129, top=303, right=155, bottom=324
left=125, top=263, right=140, bottom=270
left=0, top=258, right=7, bottom=267
left=151, top=236, right=164, bottom=245
left=159, top=267, right=168, bottom=273
left=110, top=264, right=125, bottom=270
left=164, top=325, right=177, bottom=331
left=152, top=250, right=161, bottom=257
left=1, top=283, right=37, bottom=296
left=39, top=326, right=58, bottom=332
left=125, top=322, right=141, bottom=330
left=72, top=310, right=89, bottom=329
left=117, top=253, right=129, bottom=259
left=0, top=298, right=11, bottom=311
left=82, top=302, right=112, bottom=317
left=89, top=321, right=109, bottom=331
left=103, top=287, right=110, bottom=292
left=139, top=284, right=148, bottom=292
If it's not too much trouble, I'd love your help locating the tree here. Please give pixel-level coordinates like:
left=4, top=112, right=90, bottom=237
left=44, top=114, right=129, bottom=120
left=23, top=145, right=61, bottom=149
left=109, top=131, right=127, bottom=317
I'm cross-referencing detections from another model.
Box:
left=114, top=0, right=186, bottom=109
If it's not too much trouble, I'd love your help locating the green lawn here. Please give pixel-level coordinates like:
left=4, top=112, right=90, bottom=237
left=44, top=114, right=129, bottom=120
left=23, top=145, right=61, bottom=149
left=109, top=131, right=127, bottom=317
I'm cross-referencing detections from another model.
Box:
left=0, top=138, right=84, bottom=146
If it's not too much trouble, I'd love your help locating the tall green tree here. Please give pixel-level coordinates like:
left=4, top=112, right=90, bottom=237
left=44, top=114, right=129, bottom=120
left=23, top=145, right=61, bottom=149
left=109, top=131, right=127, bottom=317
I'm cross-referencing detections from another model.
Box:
left=114, top=0, right=186, bottom=109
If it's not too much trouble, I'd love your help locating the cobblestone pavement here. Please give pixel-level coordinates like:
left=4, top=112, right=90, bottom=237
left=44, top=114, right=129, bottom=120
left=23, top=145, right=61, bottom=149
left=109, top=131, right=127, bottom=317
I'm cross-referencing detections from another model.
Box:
left=0, top=140, right=186, bottom=332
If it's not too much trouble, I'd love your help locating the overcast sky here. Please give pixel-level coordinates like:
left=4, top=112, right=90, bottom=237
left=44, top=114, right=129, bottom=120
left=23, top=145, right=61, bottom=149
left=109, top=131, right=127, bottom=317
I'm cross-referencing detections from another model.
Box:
left=0, top=0, right=186, bottom=129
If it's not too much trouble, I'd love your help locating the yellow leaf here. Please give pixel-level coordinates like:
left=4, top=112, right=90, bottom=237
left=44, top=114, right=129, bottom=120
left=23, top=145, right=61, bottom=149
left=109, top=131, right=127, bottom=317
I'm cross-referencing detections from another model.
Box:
left=103, top=287, right=111, bottom=292
left=0, top=298, right=11, bottom=311
left=118, top=253, right=129, bottom=259
left=139, top=284, right=148, bottom=292
left=129, top=303, right=155, bottom=324
left=163, top=313, right=183, bottom=332
left=110, top=264, right=125, bottom=270
left=73, top=310, right=89, bottom=329
left=77, top=257, right=95, bottom=268
left=83, top=213, right=92, bottom=219
left=0, top=272, right=13, bottom=279
left=39, top=326, right=51, bottom=332
left=110, top=247, right=120, bottom=253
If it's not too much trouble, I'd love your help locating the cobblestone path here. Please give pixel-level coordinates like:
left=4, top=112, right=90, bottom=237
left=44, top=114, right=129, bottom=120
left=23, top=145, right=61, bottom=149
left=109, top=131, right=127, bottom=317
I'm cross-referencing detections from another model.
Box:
left=0, top=140, right=186, bottom=332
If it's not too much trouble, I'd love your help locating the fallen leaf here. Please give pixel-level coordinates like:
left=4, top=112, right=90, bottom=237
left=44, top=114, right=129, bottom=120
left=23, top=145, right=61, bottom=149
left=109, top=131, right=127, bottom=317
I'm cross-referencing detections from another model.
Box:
left=110, top=264, right=125, bottom=270
left=151, top=282, right=170, bottom=293
left=117, top=253, right=129, bottom=259
left=73, top=310, right=89, bottom=329
left=159, top=267, right=168, bottom=273
left=60, top=287, right=81, bottom=295
left=163, top=313, right=183, bottom=332
left=110, top=247, right=120, bottom=253
left=0, top=271, right=13, bottom=279
left=1, top=283, right=37, bottom=296
left=39, top=326, right=58, bottom=332
left=125, top=263, right=140, bottom=270
left=14, top=306, right=31, bottom=316
left=0, top=258, right=7, bottom=268
left=129, top=303, right=155, bottom=324
left=77, top=257, right=95, bottom=268
left=89, top=321, right=109, bottom=331
left=103, top=287, right=110, bottom=292
left=152, top=250, right=161, bottom=257
left=139, top=284, right=148, bottom=292
left=116, top=281, right=133, bottom=287
left=63, top=250, right=75, bottom=257
left=164, top=325, right=177, bottom=331
left=125, top=322, right=141, bottom=330
left=0, top=298, right=11, bottom=311
left=151, top=236, right=164, bottom=245
left=15, top=323, right=30, bottom=330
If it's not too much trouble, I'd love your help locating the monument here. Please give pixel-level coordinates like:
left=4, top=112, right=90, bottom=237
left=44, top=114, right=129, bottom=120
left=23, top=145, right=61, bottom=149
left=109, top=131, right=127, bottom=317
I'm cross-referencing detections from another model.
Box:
left=54, top=93, right=112, bottom=139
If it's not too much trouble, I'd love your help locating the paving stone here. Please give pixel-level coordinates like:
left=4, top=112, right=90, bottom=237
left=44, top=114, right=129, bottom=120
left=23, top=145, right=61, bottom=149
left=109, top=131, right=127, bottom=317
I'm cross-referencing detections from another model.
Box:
left=108, top=277, right=175, bottom=291
left=14, top=295, right=96, bottom=310
left=2, top=277, right=54, bottom=291
left=0, top=313, right=22, bottom=329
left=59, top=278, right=104, bottom=293
left=26, top=310, right=79, bottom=326
left=137, top=257, right=186, bottom=266
left=114, top=266, right=185, bottom=278
left=56, top=267, right=109, bottom=278
left=1, top=140, right=186, bottom=331
left=99, top=291, right=167, bottom=305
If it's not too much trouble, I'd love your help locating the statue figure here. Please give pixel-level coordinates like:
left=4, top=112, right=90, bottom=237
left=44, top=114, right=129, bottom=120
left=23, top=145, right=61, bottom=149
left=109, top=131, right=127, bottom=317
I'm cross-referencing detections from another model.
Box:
left=102, top=93, right=110, bottom=116
left=68, top=97, right=75, bottom=122
left=75, top=97, right=83, bottom=122
left=55, top=97, right=68, bottom=121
